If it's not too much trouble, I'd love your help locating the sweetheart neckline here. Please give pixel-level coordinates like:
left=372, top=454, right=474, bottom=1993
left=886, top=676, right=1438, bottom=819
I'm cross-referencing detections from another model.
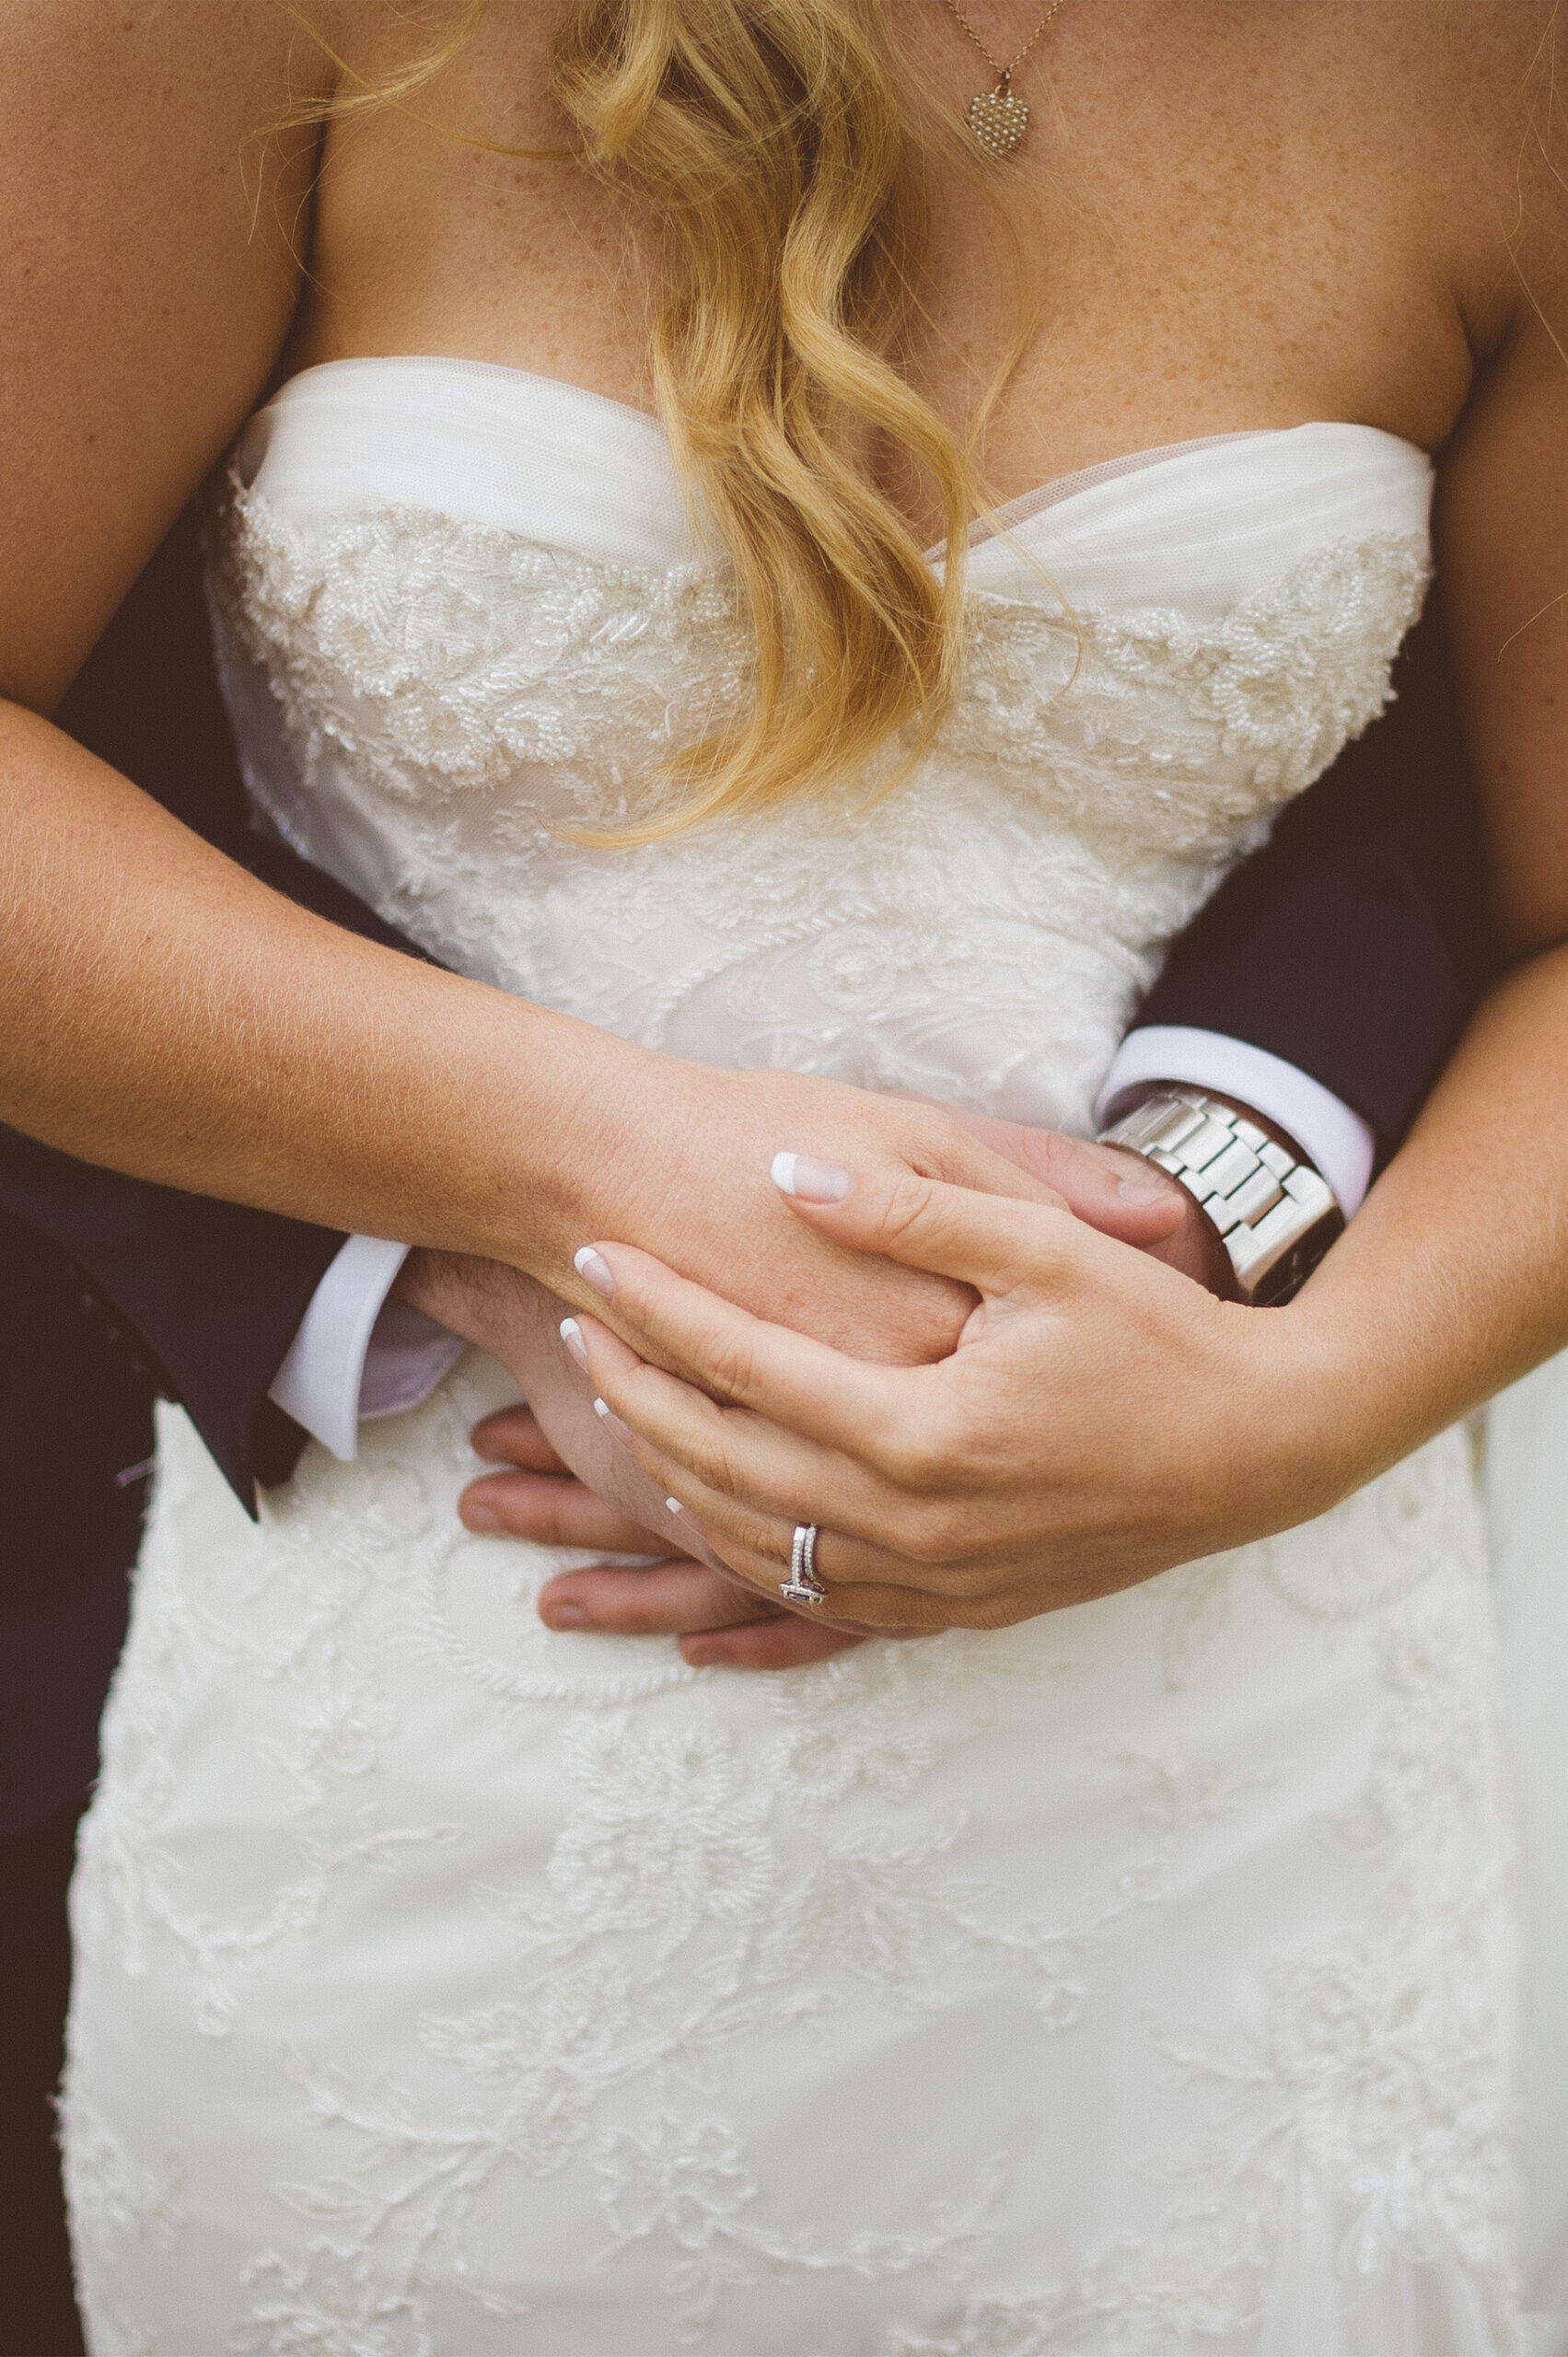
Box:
left=261, top=353, right=1433, bottom=553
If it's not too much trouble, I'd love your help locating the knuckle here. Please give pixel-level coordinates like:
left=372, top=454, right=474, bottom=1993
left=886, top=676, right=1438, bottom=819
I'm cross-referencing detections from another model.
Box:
left=851, top=1584, right=941, bottom=1631
left=877, top=1169, right=940, bottom=1253
left=944, top=1398, right=998, bottom=1479
left=681, top=1413, right=741, bottom=1498
left=732, top=1508, right=786, bottom=1563
left=903, top=1106, right=965, bottom=1174
left=692, top=1318, right=763, bottom=1408
left=897, top=1498, right=969, bottom=1569
left=540, top=1496, right=579, bottom=1547
left=604, top=1585, right=670, bottom=1635
left=700, top=1491, right=785, bottom=1567
left=968, top=1589, right=1028, bottom=1631
left=872, top=1400, right=945, bottom=1492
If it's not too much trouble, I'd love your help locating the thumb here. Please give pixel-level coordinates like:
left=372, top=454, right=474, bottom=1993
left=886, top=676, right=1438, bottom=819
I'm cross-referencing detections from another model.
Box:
left=944, top=1112, right=1189, bottom=1247
left=770, top=1151, right=1077, bottom=1297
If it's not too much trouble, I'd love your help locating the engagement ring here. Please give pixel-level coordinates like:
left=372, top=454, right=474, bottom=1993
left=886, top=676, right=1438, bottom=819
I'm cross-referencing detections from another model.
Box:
left=780, top=1522, right=827, bottom=1607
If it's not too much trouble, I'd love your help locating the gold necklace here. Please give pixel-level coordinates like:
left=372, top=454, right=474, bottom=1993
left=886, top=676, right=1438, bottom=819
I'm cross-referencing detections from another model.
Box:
left=938, top=0, right=1069, bottom=157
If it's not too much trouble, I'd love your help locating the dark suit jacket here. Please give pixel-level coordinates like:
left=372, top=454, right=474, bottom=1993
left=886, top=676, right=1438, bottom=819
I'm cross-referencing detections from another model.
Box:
left=0, top=509, right=1492, bottom=1840
left=1135, top=590, right=1488, bottom=1152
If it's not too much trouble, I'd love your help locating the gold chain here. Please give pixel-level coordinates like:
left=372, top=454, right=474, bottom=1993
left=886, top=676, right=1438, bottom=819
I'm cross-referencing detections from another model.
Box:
left=937, top=0, right=1070, bottom=88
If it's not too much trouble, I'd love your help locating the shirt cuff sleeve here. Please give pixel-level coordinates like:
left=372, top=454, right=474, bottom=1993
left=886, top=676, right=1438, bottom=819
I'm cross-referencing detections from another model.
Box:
left=1096, top=1026, right=1376, bottom=1217
left=267, top=1235, right=463, bottom=1460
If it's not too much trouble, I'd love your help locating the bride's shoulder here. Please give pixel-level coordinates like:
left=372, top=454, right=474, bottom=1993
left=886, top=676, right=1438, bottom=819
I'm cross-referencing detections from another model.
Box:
left=0, top=0, right=341, bottom=713
left=1466, top=6, right=1568, bottom=268
left=1420, top=0, right=1568, bottom=153
left=1374, top=0, right=1568, bottom=353
left=0, top=0, right=339, bottom=111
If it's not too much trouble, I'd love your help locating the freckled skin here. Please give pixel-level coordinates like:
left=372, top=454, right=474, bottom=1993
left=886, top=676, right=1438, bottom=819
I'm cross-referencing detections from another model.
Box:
left=297, top=0, right=1524, bottom=539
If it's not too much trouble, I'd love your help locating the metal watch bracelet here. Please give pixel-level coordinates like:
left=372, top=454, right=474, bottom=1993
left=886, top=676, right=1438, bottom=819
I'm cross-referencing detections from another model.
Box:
left=1098, top=1088, right=1344, bottom=1306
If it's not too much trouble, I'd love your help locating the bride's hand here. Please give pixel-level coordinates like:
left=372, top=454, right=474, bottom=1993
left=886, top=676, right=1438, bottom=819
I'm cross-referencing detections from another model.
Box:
left=405, top=1115, right=1207, bottom=1655
left=562, top=1156, right=1360, bottom=1629
left=408, top=1090, right=1200, bottom=1610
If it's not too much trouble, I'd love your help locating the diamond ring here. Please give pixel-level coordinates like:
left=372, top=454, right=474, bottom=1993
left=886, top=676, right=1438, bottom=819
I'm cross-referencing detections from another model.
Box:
left=780, top=1523, right=827, bottom=1607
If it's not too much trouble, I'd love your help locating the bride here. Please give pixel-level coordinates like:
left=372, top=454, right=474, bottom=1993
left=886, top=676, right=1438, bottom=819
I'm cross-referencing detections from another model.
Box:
left=6, top=0, right=1567, bottom=2346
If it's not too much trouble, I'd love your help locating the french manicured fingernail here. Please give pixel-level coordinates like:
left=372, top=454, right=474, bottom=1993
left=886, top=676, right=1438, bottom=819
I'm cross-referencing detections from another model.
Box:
left=594, top=1397, right=633, bottom=1445
left=1118, top=1167, right=1178, bottom=1203
left=574, top=1246, right=614, bottom=1298
left=559, top=1316, right=589, bottom=1371
left=464, top=1502, right=501, bottom=1533
left=542, top=1600, right=587, bottom=1630
left=771, top=1152, right=851, bottom=1203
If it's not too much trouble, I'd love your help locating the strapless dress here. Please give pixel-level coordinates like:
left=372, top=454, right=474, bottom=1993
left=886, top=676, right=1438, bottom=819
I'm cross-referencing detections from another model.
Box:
left=62, top=360, right=1532, bottom=2355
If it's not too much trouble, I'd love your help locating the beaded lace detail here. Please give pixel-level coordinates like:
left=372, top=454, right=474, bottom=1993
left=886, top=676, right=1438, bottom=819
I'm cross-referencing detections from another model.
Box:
left=209, top=486, right=1429, bottom=1128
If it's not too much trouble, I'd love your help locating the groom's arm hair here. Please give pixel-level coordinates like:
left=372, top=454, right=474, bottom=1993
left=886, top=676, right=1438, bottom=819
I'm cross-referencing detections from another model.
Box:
left=0, top=503, right=442, bottom=1512
left=1131, top=594, right=1496, bottom=1165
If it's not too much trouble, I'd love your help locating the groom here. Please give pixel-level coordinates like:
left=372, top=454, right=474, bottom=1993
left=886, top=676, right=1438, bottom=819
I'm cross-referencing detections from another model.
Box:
left=0, top=503, right=1487, bottom=2352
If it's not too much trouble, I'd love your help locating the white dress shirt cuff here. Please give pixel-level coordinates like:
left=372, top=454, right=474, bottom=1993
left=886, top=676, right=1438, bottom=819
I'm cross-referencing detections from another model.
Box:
left=267, top=1235, right=465, bottom=1460
left=1096, top=1026, right=1376, bottom=1217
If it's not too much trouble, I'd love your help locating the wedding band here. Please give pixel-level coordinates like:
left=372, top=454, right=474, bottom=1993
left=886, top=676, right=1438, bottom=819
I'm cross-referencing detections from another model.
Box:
left=780, top=1522, right=828, bottom=1607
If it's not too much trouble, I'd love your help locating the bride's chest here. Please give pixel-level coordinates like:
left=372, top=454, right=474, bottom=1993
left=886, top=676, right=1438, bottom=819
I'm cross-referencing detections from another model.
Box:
left=207, top=409, right=1430, bottom=1107
left=212, top=460, right=1429, bottom=879
left=299, top=0, right=1502, bottom=516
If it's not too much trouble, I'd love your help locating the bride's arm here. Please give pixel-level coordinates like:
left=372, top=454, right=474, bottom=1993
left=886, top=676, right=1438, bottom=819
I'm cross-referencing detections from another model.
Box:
left=0, top=12, right=621, bottom=1267
left=562, top=244, right=1568, bottom=1623
left=562, top=946, right=1568, bottom=1628
left=1288, top=297, right=1568, bottom=1425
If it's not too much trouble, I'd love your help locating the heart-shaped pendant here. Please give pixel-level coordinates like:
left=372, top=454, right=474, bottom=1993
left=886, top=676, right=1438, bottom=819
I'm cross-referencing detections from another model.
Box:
left=968, top=84, right=1030, bottom=158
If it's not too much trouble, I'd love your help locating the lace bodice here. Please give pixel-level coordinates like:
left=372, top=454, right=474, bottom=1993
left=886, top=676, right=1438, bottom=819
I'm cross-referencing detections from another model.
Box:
left=208, top=359, right=1432, bottom=1127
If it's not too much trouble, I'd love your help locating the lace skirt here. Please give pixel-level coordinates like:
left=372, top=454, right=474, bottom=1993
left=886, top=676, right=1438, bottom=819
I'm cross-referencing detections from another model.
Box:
left=64, top=1353, right=1522, bottom=2356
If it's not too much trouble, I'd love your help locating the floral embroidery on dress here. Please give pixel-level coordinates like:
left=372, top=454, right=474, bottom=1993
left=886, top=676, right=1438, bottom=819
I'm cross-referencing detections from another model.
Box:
left=59, top=2103, right=184, bottom=2267
left=231, top=2248, right=440, bottom=2357
left=69, top=1386, right=1520, bottom=2352
left=543, top=1718, right=778, bottom=1959
left=595, top=2112, right=1003, bottom=2341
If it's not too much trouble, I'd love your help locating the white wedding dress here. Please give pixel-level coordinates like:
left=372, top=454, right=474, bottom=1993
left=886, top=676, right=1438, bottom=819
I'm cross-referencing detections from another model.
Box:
left=63, top=362, right=1541, bottom=2355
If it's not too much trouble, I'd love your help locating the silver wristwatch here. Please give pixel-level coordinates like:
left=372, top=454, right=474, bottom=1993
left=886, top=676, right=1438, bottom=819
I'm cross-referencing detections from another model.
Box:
left=1098, top=1087, right=1343, bottom=1306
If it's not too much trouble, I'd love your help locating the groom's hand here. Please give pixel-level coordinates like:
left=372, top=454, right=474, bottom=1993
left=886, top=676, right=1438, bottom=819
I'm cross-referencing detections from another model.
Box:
left=459, top=1403, right=868, bottom=1667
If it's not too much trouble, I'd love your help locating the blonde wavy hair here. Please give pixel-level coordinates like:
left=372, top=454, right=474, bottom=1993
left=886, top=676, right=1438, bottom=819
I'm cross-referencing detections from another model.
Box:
left=296, top=0, right=1023, bottom=834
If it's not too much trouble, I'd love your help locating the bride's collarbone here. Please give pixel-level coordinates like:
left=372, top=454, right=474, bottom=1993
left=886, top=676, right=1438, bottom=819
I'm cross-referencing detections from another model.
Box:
left=298, top=0, right=1527, bottom=493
